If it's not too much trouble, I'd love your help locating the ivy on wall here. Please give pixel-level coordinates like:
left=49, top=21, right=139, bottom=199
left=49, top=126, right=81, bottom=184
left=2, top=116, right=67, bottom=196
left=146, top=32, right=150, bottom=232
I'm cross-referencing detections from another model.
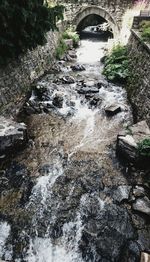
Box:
left=0, top=0, right=64, bottom=66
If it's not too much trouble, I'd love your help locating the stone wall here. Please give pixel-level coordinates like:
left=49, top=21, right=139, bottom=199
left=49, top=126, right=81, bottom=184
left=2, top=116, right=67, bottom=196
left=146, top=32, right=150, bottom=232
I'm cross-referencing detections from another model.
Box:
left=0, top=25, right=63, bottom=114
left=127, top=30, right=150, bottom=126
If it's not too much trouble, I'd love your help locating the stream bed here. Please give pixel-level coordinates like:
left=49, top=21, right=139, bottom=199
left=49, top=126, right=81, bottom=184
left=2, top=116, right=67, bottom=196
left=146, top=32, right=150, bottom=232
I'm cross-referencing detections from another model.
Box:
left=0, top=35, right=150, bottom=262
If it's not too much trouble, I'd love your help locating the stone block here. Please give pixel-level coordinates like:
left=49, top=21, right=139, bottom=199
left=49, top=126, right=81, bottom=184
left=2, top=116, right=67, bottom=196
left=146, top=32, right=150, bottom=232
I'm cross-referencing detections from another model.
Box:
left=0, top=116, right=27, bottom=156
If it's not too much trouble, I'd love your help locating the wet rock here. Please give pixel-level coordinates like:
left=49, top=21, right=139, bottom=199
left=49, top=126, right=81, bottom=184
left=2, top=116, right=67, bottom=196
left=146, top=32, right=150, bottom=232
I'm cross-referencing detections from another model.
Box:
left=62, top=53, right=73, bottom=62
left=52, top=95, right=63, bottom=108
left=105, top=104, right=121, bottom=116
left=50, top=63, right=62, bottom=73
left=98, top=79, right=108, bottom=88
left=113, top=185, right=132, bottom=203
left=96, top=81, right=103, bottom=88
left=89, top=98, right=99, bottom=107
left=88, top=95, right=102, bottom=108
left=100, top=55, right=107, bottom=63
left=34, top=84, right=51, bottom=101
left=71, top=64, right=86, bottom=71
left=137, top=228, right=150, bottom=252
left=38, top=164, right=53, bottom=175
left=120, top=241, right=141, bottom=262
left=117, top=134, right=137, bottom=161
left=78, top=86, right=99, bottom=94
left=80, top=201, right=136, bottom=262
left=132, top=196, right=150, bottom=216
left=117, top=121, right=150, bottom=166
left=68, top=50, right=77, bottom=59
left=5, top=162, right=30, bottom=189
left=61, top=75, right=75, bottom=84
left=0, top=162, right=33, bottom=209
left=140, top=252, right=150, bottom=262
left=133, top=186, right=145, bottom=197
left=0, top=117, right=27, bottom=155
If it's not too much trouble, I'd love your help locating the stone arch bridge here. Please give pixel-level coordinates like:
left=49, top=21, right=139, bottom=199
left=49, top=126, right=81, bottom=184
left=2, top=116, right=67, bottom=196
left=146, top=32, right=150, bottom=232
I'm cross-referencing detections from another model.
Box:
left=58, top=0, right=134, bottom=37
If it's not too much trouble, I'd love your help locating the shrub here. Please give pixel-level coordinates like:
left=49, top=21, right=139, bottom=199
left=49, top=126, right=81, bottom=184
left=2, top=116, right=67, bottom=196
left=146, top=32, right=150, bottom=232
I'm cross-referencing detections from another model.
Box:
left=103, top=45, right=130, bottom=82
left=0, top=0, right=64, bottom=66
left=140, top=21, right=150, bottom=43
left=138, top=138, right=150, bottom=157
left=62, top=28, right=80, bottom=47
left=55, top=38, right=68, bottom=59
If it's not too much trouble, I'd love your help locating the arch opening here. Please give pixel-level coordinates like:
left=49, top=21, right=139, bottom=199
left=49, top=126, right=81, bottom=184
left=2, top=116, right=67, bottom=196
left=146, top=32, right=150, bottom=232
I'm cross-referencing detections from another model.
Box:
left=76, top=14, right=113, bottom=39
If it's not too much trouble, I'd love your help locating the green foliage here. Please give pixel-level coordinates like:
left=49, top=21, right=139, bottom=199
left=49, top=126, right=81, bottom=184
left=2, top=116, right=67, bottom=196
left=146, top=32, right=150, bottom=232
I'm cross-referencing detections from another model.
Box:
left=103, top=45, right=130, bottom=82
left=0, top=0, right=64, bottom=66
left=55, top=38, right=68, bottom=60
left=62, top=28, right=80, bottom=48
left=140, top=21, right=150, bottom=43
left=138, top=138, right=150, bottom=157
left=55, top=27, right=79, bottom=60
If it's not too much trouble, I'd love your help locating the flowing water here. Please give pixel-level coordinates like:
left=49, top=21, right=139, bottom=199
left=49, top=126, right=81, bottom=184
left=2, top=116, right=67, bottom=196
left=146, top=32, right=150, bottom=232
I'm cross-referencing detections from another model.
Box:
left=0, top=35, right=137, bottom=262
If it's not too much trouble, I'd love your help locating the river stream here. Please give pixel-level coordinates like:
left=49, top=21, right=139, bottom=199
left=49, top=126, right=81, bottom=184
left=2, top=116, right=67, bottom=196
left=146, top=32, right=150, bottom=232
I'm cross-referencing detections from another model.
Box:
left=0, top=33, right=149, bottom=262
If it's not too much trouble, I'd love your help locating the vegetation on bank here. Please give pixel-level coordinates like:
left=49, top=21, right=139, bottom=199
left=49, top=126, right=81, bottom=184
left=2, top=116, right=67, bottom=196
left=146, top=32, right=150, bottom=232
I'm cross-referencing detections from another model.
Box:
left=55, top=39, right=68, bottom=60
left=0, top=0, right=64, bottom=66
left=55, top=28, right=80, bottom=60
left=140, top=21, right=150, bottom=43
left=138, top=138, right=150, bottom=157
left=62, top=28, right=80, bottom=48
left=103, top=45, right=130, bottom=83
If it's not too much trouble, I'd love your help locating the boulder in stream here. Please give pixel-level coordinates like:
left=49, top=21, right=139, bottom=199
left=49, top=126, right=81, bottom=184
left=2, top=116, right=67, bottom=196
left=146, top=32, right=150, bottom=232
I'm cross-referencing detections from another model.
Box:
left=34, top=84, right=51, bottom=101
left=61, top=75, right=75, bottom=84
left=112, top=185, right=132, bottom=203
left=105, top=104, right=121, bottom=116
left=0, top=117, right=27, bottom=156
left=132, top=196, right=150, bottom=216
left=133, top=186, right=145, bottom=197
left=52, top=95, right=63, bottom=108
left=68, top=50, right=77, bottom=59
left=71, top=64, right=86, bottom=71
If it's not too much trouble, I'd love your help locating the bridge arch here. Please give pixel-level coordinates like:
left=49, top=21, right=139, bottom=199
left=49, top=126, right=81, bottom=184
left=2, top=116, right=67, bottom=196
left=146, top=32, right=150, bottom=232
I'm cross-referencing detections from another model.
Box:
left=73, top=6, right=120, bottom=38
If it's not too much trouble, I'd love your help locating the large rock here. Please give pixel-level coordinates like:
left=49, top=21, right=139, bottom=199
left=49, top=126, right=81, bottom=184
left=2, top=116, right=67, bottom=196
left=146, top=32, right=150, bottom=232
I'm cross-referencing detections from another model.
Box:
left=112, top=185, right=131, bottom=203
left=133, top=186, right=145, bottom=197
left=117, top=121, right=150, bottom=166
left=132, top=196, right=150, bottom=216
left=0, top=117, right=27, bottom=155
left=61, top=75, right=75, bottom=84
left=141, top=252, right=150, bottom=262
left=105, top=104, right=121, bottom=116
left=79, top=201, right=136, bottom=262
left=68, top=50, right=77, bottom=59
left=71, top=64, right=86, bottom=71
left=34, top=84, right=51, bottom=101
